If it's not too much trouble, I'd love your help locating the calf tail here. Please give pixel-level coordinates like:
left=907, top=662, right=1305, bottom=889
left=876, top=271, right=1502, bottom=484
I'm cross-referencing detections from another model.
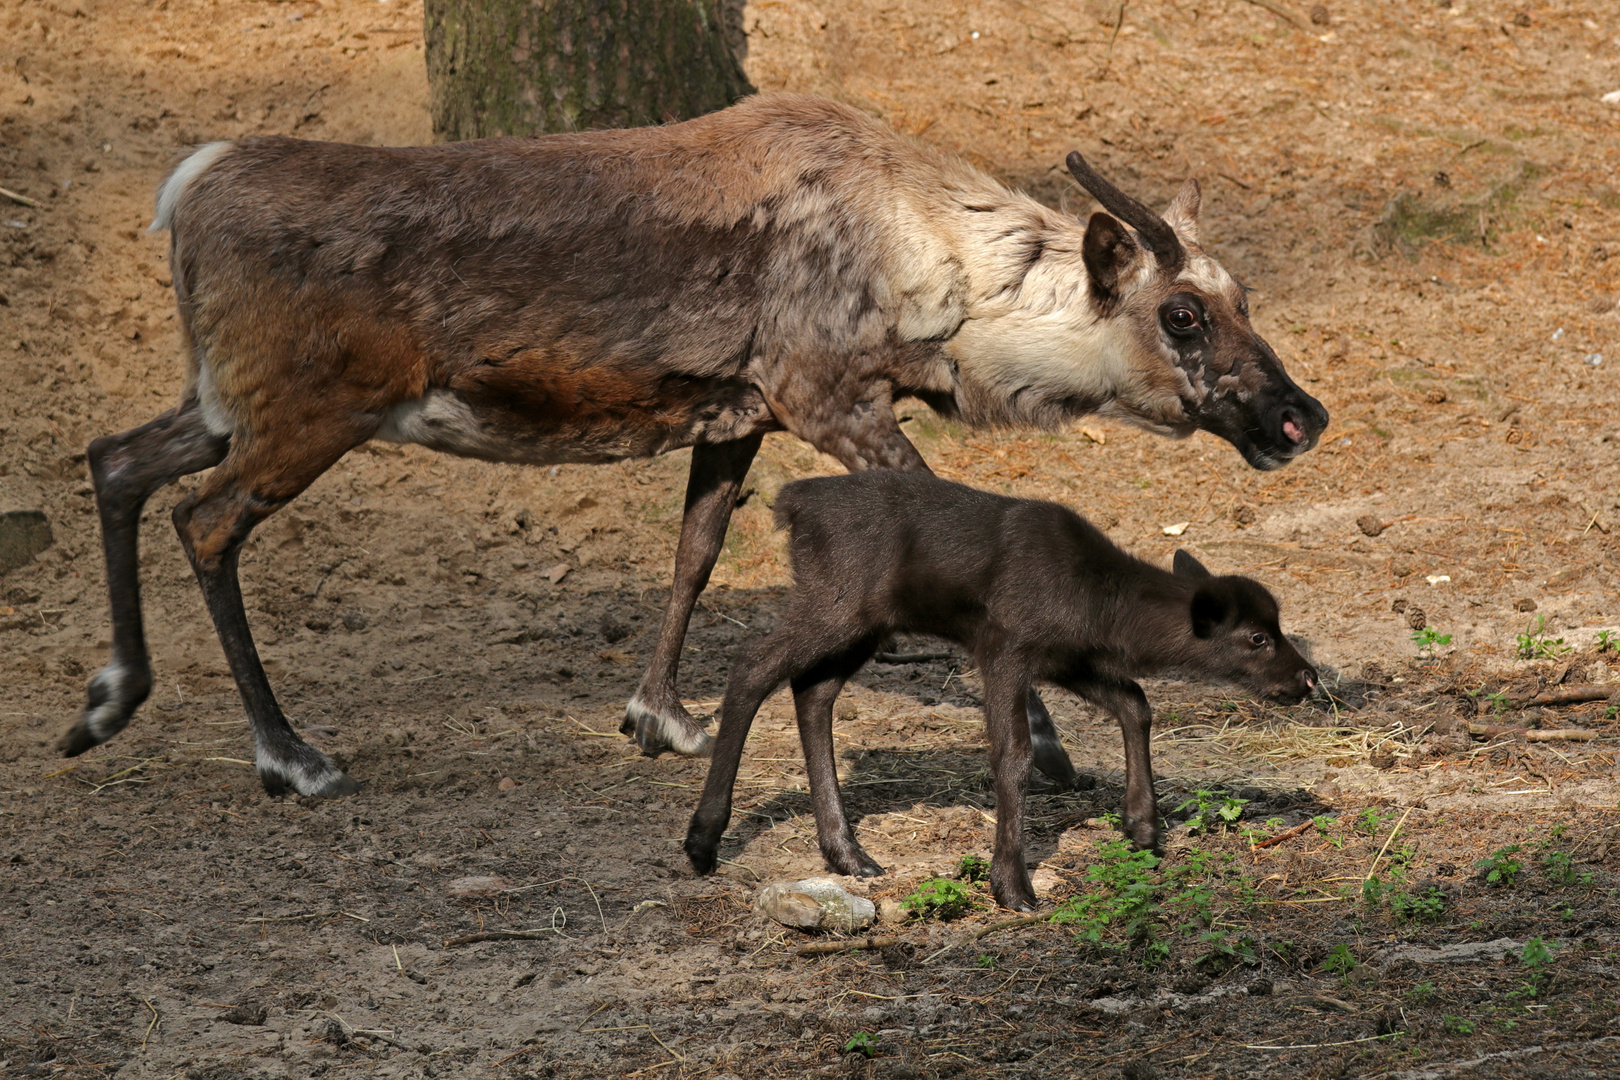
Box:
left=150, top=142, right=236, bottom=234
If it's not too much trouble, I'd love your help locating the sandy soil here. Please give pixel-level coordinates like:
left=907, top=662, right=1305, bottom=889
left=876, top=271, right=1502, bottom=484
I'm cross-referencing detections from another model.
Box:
left=2, top=1, right=1619, bottom=1077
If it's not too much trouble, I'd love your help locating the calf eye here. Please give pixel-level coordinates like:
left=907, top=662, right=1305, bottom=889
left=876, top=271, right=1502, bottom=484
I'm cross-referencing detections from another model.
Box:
left=1249, top=632, right=1270, bottom=648
left=1166, top=308, right=1199, bottom=333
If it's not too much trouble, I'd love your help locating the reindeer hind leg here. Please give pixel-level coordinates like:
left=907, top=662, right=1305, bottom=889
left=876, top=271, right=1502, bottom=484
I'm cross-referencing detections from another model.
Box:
left=62, top=398, right=230, bottom=757
left=172, top=419, right=373, bottom=797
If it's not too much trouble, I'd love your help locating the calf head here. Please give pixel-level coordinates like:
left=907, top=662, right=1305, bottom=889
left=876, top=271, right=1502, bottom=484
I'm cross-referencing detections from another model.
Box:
left=1172, top=550, right=1319, bottom=703
left=1068, top=153, right=1330, bottom=470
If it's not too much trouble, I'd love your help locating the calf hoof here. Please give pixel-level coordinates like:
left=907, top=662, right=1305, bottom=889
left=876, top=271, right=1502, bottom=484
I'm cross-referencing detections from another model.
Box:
left=1122, top=818, right=1163, bottom=854
left=1026, top=693, right=1078, bottom=788
left=825, top=846, right=885, bottom=879
left=623, top=694, right=714, bottom=758
left=993, top=885, right=1038, bottom=914
left=683, top=834, right=720, bottom=876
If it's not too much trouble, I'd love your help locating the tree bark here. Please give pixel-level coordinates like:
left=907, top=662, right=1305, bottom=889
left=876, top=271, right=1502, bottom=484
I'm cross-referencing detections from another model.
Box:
left=424, top=0, right=752, bottom=141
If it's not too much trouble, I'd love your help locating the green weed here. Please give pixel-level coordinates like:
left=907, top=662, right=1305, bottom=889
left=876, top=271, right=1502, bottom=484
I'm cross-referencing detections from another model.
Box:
left=1407, top=981, right=1438, bottom=1005
left=976, top=953, right=996, bottom=969
left=1174, top=789, right=1248, bottom=835
left=1355, top=807, right=1395, bottom=836
left=1541, top=850, right=1593, bottom=887
left=1323, top=944, right=1358, bottom=977
left=1412, top=625, right=1452, bottom=658
left=1390, top=886, right=1448, bottom=923
left=1477, top=845, right=1524, bottom=887
left=1443, top=1015, right=1475, bottom=1035
left=1521, top=937, right=1557, bottom=969
left=843, top=1032, right=878, bottom=1058
left=902, top=878, right=977, bottom=921
left=957, top=854, right=990, bottom=883
left=1516, top=615, right=1571, bottom=660
left=1595, top=629, right=1616, bottom=653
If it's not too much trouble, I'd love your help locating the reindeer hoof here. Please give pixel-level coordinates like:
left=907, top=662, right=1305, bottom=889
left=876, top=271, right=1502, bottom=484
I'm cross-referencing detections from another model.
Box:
left=624, top=694, right=714, bottom=758
left=58, top=721, right=101, bottom=758
left=683, top=835, right=720, bottom=876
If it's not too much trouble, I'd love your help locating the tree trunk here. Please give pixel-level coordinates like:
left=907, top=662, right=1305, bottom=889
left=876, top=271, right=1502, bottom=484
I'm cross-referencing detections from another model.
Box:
left=424, top=0, right=752, bottom=141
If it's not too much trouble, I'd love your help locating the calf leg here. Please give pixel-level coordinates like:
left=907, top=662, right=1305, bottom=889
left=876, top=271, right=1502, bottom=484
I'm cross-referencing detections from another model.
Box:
left=625, top=434, right=763, bottom=758
left=685, top=632, right=810, bottom=873
left=982, top=661, right=1038, bottom=912
left=60, top=398, right=230, bottom=757
left=792, top=642, right=882, bottom=878
left=172, top=422, right=373, bottom=797
left=1069, top=679, right=1160, bottom=851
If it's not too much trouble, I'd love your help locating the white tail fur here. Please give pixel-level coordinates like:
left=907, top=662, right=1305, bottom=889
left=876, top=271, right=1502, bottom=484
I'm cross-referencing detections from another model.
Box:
left=149, top=141, right=235, bottom=234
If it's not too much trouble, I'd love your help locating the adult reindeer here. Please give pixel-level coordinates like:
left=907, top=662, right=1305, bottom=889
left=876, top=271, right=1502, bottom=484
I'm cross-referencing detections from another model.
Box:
left=62, top=94, right=1327, bottom=797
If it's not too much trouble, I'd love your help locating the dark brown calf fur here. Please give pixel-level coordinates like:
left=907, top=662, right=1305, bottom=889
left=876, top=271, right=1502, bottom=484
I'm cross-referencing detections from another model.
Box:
left=64, top=92, right=1326, bottom=798
left=684, top=472, right=1318, bottom=911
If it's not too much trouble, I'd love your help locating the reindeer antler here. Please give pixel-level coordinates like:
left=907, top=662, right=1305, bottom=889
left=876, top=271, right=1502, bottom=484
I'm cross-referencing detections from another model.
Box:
left=1065, top=151, right=1184, bottom=270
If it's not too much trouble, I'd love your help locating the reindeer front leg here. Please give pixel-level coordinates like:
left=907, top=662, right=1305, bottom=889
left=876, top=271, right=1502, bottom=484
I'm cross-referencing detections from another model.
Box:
left=625, top=434, right=764, bottom=757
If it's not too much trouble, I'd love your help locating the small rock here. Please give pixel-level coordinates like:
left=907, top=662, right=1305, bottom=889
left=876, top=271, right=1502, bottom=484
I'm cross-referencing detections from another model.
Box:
left=1232, top=505, right=1257, bottom=526
left=1391, top=598, right=1408, bottom=613
left=545, top=563, right=570, bottom=585
left=341, top=612, right=368, bottom=632
left=1357, top=514, right=1387, bottom=538
left=497, top=776, right=518, bottom=791
left=834, top=700, right=859, bottom=722
left=305, top=616, right=331, bottom=633
left=1369, top=748, right=1397, bottom=770
left=0, top=510, right=53, bottom=574
left=1425, top=388, right=1447, bottom=404
left=757, top=878, right=875, bottom=932
left=219, top=1003, right=268, bottom=1026
left=447, top=875, right=511, bottom=898
left=877, top=898, right=909, bottom=924
left=1309, top=4, right=1331, bottom=25
left=1390, top=557, right=1416, bottom=579
left=1406, top=607, right=1427, bottom=631
left=1515, top=598, right=1537, bottom=612
left=1030, top=867, right=1064, bottom=896
left=1247, top=977, right=1273, bottom=996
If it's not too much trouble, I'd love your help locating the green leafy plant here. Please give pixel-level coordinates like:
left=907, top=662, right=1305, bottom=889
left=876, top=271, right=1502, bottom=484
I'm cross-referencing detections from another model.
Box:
left=901, top=877, right=977, bottom=921
left=1362, top=874, right=1386, bottom=909
left=1355, top=807, right=1395, bottom=836
left=1521, top=937, right=1557, bottom=969
left=1323, top=943, right=1358, bottom=977
left=1412, top=625, right=1452, bottom=659
left=1050, top=839, right=1164, bottom=950
left=843, top=1032, right=878, bottom=1058
left=956, top=854, right=990, bottom=883
left=1595, top=629, right=1617, bottom=653
left=1516, top=615, right=1571, bottom=660
left=1407, top=981, right=1438, bottom=1005
left=1174, top=789, right=1248, bottom=835
left=1541, top=850, right=1593, bottom=887
left=1443, top=1015, right=1475, bottom=1035
left=1477, top=845, right=1524, bottom=887
left=975, top=953, right=996, bottom=969
left=1195, top=931, right=1258, bottom=972
left=1390, top=886, right=1448, bottom=923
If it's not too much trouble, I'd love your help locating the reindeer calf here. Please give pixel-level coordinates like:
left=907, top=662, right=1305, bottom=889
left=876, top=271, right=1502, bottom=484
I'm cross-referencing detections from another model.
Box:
left=685, top=471, right=1318, bottom=911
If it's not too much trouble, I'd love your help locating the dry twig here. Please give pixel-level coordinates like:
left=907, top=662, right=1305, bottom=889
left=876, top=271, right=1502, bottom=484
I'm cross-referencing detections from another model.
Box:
left=796, top=935, right=898, bottom=956
left=1469, top=723, right=1600, bottom=743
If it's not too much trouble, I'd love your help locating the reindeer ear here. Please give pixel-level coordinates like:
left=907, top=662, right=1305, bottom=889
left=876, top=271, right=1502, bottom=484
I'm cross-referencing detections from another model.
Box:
left=1163, top=179, right=1201, bottom=245
left=1173, top=549, right=1212, bottom=580
left=1082, top=212, right=1139, bottom=308
left=1189, top=586, right=1228, bottom=639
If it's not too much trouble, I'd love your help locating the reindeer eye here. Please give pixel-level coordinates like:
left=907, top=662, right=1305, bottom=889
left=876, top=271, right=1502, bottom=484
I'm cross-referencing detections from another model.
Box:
left=1249, top=632, right=1270, bottom=648
left=1166, top=308, right=1199, bottom=333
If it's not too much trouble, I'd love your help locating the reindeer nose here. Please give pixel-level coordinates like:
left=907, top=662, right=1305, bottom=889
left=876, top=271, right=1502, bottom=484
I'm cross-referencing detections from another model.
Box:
left=1301, top=668, right=1321, bottom=697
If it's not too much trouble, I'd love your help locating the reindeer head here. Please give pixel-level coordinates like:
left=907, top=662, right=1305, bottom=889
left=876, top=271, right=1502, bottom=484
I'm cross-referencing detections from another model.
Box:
left=1067, top=153, right=1329, bottom=470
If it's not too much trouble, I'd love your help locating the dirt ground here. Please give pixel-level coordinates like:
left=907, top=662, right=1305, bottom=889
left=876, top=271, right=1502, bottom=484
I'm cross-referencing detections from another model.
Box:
left=3, top=0, right=1620, bottom=1077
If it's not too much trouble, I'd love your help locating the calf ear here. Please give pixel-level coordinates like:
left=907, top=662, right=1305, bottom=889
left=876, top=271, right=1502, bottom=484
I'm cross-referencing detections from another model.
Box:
left=1082, top=212, right=1139, bottom=310
left=1173, top=549, right=1212, bottom=580
left=1190, top=587, right=1228, bottom=639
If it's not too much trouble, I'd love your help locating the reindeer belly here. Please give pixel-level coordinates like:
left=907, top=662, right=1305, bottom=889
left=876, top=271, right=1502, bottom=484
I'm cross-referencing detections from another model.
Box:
left=374, top=369, right=777, bottom=465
